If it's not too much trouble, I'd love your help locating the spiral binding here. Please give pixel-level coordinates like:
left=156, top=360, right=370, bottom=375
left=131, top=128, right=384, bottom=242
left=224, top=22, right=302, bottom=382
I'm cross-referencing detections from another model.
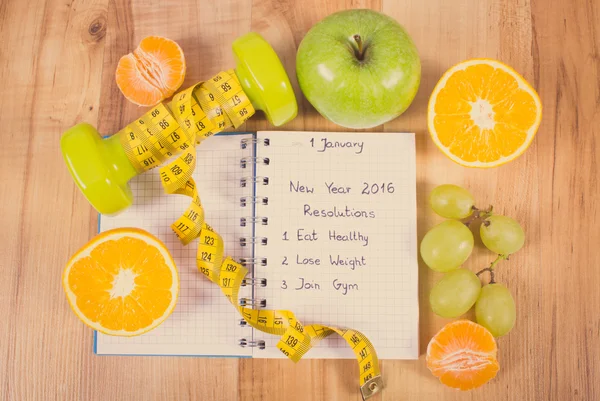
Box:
left=240, top=236, right=268, bottom=246
left=240, top=157, right=270, bottom=168
left=240, top=137, right=270, bottom=149
left=240, top=196, right=268, bottom=207
left=241, top=277, right=267, bottom=287
left=239, top=339, right=266, bottom=349
left=240, top=217, right=268, bottom=227
left=238, top=136, right=270, bottom=348
left=240, top=176, right=269, bottom=187
left=239, top=257, right=268, bottom=267
left=239, top=298, right=267, bottom=307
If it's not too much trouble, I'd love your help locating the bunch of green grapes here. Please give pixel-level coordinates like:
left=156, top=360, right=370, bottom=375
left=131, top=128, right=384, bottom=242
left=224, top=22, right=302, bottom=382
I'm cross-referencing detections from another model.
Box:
left=421, top=184, right=525, bottom=337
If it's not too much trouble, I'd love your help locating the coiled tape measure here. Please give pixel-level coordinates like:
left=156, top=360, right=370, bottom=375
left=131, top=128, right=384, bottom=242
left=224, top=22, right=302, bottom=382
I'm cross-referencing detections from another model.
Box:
left=60, top=32, right=383, bottom=399
left=181, top=182, right=383, bottom=399
left=119, top=69, right=252, bottom=198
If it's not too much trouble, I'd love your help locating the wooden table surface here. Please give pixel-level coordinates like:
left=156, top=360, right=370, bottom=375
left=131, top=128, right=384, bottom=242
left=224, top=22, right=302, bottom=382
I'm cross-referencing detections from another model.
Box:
left=1, top=0, right=598, bottom=400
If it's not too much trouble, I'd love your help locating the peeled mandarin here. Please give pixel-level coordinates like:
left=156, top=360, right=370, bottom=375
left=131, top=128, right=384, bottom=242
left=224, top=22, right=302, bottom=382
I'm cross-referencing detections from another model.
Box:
left=116, top=36, right=186, bottom=106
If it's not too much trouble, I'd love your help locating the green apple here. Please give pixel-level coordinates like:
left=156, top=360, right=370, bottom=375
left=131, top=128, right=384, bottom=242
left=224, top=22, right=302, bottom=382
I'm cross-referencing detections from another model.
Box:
left=296, top=9, right=421, bottom=129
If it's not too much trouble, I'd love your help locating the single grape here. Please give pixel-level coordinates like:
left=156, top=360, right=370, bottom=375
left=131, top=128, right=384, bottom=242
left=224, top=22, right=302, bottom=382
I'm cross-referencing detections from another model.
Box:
left=429, top=184, right=475, bottom=219
left=475, top=283, right=516, bottom=337
left=420, top=220, right=474, bottom=272
left=430, top=268, right=481, bottom=318
left=480, top=215, right=525, bottom=255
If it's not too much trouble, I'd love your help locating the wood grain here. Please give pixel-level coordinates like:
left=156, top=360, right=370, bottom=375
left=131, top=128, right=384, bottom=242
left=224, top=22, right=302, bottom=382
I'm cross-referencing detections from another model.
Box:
left=0, top=0, right=598, bottom=400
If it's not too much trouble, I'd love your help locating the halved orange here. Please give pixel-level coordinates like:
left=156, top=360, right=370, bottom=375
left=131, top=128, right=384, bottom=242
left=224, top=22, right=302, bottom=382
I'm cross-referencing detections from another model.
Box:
left=116, top=36, right=186, bottom=106
left=428, top=59, right=542, bottom=167
left=426, top=320, right=499, bottom=390
left=63, top=228, right=179, bottom=336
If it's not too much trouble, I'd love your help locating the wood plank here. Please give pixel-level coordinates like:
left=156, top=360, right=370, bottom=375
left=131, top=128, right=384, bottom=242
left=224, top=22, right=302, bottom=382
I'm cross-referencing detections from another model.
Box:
left=0, top=0, right=597, bottom=400
left=244, top=4, right=384, bottom=400
left=86, top=1, right=253, bottom=400
left=246, top=0, right=383, bottom=134
left=0, top=0, right=109, bottom=399
left=380, top=0, right=505, bottom=399
left=530, top=0, right=600, bottom=399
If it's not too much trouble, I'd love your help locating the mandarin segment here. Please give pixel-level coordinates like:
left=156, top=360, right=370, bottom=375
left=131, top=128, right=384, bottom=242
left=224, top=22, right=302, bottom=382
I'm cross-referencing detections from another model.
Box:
left=464, top=64, right=495, bottom=98
left=63, top=228, right=178, bottom=336
left=116, top=36, right=186, bottom=107
left=496, top=89, right=539, bottom=130
left=448, top=125, right=481, bottom=162
left=433, top=114, right=473, bottom=147
left=494, top=123, right=527, bottom=156
left=130, top=286, right=173, bottom=320
left=486, top=69, right=519, bottom=104
left=134, top=265, right=173, bottom=290
left=123, top=297, right=153, bottom=332
left=427, top=320, right=499, bottom=390
left=68, top=257, right=113, bottom=295
left=117, top=236, right=149, bottom=267
left=434, top=87, right=472, bottom=114
left=439, top=69, right=478, bottom=102
left=132, top=246, right=165, bottom=275
left=90, top=240, right=121, bottom=275
left=99, top=297, right=125, bottom=331
left=115, top=54, right=164, bottom=106
left=435, top=360, right=499, bottom=391
left=138, top=36, right=186, bottom=90
left=74, top=290, right=110, bottom=322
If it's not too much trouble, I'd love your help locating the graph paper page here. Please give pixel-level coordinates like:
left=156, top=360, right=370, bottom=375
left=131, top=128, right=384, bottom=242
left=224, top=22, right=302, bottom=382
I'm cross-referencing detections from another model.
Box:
left=254, top=131, right=419, bottom=359
left=97, top=133, right=253, bottom=357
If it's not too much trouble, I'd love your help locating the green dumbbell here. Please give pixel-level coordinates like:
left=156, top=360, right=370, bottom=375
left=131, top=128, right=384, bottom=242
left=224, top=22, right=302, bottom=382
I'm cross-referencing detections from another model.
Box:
left=61, top=32, right=297, bottom=215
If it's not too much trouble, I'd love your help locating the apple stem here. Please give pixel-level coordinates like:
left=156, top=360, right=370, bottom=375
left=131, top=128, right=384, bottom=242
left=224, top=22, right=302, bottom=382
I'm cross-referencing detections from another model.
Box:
left=353, top=34, right=365, bottom=61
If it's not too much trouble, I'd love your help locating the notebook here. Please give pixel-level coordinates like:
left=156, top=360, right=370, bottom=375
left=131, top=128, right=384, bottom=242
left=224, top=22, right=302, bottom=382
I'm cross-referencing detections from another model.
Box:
left=96, top=131, right=419, bottom=360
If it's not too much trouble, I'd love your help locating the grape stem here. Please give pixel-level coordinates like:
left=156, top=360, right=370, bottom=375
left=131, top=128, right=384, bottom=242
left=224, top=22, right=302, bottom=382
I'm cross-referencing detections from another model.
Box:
left=477, top=267, right=496, bottom=284
left=476, top=255, right=507, bottom=284
left=463, top=205, right=494, bottom=227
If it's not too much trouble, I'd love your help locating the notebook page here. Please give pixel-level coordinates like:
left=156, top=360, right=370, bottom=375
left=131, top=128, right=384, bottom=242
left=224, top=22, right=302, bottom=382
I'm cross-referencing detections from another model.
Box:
left=253, top=131, right=418, bottom=359
left=97, top=133, right=253, bottom=357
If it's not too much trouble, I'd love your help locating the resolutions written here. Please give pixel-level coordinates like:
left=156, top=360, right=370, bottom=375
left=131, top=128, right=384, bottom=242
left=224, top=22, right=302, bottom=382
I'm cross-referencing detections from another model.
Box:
left=272, top=135, right=401, bottom=299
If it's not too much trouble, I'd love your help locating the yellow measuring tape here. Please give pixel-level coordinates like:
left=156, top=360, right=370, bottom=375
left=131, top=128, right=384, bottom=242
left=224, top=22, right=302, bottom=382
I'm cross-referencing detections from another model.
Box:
left=119, top=70, right=253, bottom=196
left=115, top=70, right=383, bottom=399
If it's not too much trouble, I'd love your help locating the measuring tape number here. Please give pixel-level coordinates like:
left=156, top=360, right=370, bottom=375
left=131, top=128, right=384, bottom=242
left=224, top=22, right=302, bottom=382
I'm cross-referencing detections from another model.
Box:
left=115, top=70, right=383, bottom=399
